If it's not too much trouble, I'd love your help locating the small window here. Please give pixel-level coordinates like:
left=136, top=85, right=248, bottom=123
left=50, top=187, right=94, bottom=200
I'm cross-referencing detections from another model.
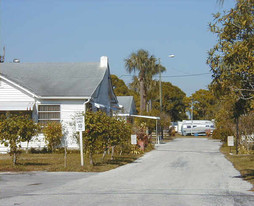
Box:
left=187, top=126, right=191, bottom=128
left=193, top=125, right=197, bottom=128
left=38, top=105, right=60, bottom=124
left=206, top=125, right=209, bottom=127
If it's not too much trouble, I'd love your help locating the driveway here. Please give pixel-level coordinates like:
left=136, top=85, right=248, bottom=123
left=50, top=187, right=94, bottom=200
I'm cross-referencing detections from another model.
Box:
left=1, top=138, right=254, bottom=206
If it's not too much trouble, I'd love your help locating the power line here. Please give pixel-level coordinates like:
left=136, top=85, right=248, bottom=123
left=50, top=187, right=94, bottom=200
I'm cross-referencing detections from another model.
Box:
left=119, top=72, right=211, bottom=79
left=158, top=72, right=211, bottom=78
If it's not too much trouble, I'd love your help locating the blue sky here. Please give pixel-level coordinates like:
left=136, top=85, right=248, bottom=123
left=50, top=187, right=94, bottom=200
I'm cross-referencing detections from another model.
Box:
left=1, top=0, right=235, bottom=96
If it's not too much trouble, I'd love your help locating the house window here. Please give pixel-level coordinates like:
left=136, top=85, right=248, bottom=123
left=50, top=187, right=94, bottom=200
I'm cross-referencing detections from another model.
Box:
left=38, top=105, right=60, bottom=124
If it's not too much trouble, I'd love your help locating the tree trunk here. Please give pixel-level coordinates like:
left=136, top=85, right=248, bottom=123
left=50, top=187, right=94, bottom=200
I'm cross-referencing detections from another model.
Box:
left=236, top=117, right=240, bottom=154
left=111, top=146, right=115, bottom=160
left=26, top=141, right=29, bottom=154
left=140, top=79, right=146, bottom=113
left=64, top=146, right=67, bottom=168
left=102, top=148, right=107, bottom=161
left=89, top=152, right=94, bottom=165
left=120, top=145, right=123, bottom=156
left=13, top=152, right=16, bottom=166
left=161, top=127, right=164, bottom=140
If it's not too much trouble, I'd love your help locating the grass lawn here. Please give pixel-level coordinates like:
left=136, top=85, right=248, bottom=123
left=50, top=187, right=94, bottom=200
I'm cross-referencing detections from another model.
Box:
left=220, top=144, right=254, bottom=191
left=0, top=151, right=147, bottom=172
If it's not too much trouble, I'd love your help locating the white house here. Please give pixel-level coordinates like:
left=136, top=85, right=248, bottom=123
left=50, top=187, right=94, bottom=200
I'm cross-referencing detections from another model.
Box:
left=0, top=56, right=119, bottom=153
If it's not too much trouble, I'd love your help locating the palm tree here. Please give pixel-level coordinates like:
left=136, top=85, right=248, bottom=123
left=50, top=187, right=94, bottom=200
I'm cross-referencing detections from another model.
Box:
left=125, top=49, right=166, bottom=113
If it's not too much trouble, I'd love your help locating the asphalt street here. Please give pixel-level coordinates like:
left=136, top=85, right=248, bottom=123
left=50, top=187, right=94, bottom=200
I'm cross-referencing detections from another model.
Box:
left=1, top=138, right=254, bottom=206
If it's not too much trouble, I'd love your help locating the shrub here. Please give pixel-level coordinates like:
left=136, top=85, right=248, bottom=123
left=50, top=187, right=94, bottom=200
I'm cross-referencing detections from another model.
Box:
left=42, top=121, right=63, bottom=152
left=0, top=113, right=39, bottom=165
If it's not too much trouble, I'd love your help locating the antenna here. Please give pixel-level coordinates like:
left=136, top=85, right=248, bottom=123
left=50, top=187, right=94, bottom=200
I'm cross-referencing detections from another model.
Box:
left=0, top=46, right=5, bottom=63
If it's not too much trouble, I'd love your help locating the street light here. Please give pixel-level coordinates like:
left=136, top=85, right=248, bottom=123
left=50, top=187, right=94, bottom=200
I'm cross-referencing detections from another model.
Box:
left=158, top=54, right=175, bottom=144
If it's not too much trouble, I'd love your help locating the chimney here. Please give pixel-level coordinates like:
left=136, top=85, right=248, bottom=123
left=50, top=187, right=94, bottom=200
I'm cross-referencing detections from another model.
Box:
left=100, top=56, right=108, bottom=68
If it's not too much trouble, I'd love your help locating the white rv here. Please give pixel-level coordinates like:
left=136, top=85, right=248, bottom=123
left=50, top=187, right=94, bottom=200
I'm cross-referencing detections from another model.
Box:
left=181, top=120, right=215, bottom=136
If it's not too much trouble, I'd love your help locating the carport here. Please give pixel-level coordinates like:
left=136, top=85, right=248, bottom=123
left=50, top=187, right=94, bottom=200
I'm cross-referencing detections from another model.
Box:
left=116, top=114, right=161, bottom=144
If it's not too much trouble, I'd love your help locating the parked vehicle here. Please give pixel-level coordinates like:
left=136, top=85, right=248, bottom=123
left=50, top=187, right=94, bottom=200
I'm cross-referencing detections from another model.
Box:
left=180, top=120, right=215, bottom=136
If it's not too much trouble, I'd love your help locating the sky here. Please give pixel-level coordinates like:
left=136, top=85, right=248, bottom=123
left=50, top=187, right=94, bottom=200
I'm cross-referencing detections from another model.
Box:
left=0, top=0, right=236, bottom=96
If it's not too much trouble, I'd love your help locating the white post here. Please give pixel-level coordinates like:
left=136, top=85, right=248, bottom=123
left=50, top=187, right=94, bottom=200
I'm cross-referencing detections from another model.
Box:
left=79, top=131, right=84, bottom=166
left=156, top=119, right=159, bottom=144
left=76, top=115, right=85, bottom=167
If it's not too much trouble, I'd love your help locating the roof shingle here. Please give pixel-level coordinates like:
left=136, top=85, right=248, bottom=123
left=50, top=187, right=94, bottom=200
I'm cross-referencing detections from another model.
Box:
left=0, top=62, right=106, bottom=97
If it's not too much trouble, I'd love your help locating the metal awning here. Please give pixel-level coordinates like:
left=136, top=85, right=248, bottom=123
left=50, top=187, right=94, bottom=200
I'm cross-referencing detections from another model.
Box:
left=110, top=104, right=123, bottom=111
left=115, top=114, right=160, bottom=120
left=114, top=114, right=161, bottom=144
left=0, top=101, right=35, bottom=111
left=94, top=103, right=106, bottom=109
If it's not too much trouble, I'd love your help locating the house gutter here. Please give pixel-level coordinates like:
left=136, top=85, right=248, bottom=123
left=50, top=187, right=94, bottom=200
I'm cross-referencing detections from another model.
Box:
left=39, top=96, right=91, bottom=100
left=83, top=98, right=91, bottom=113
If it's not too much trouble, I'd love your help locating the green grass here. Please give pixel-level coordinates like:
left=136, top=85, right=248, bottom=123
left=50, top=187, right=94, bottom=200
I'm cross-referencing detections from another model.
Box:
left=220, top=144, right=254, bottom=191
left=0, top=153, right=142, bottom=172
left=0, top=151, right=146, bottom=172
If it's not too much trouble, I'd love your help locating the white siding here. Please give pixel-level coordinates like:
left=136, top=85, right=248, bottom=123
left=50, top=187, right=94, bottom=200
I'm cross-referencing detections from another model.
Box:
left=36, top=100, right=85, bottom=149
left=0, top=80, right=34, bottom=101
left=0, top=143, right=10, bottom=154
left=0, top=98, right=85, bottom=153
left=20, top=134, right=46, bottom=149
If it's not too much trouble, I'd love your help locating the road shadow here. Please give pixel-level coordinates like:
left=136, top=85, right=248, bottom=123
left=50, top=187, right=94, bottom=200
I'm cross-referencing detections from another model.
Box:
left=100, top=157, right=141, bottom=166
left=18, top=162, right=50, bottom=166
left=234, top=169, right=254, bottom=181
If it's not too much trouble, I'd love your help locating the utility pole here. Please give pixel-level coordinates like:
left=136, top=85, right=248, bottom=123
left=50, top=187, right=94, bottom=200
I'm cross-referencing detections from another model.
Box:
left=191, top=99, right=194, bottom=135
left=159, top=58, right=162, bottom=114
left=159, top=58, right=162, bottom=143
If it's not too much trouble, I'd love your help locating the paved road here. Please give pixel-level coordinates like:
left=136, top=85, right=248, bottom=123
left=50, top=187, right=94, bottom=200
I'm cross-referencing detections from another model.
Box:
left=1, top=138, right=254, bottom=206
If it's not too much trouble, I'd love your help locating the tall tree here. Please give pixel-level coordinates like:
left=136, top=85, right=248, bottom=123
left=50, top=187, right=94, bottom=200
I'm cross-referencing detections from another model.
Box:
left=111, top=74, right=131, bottom=96
left=208, top=0, right=254, bottom=99
left=208, top=0, right=254, bottom=153
left=125, top=49, right=165, bottom=113
left=161, top=82, right=188, bottom=121
left=189, top=89, right=217, bottom=120
left=111, top=74, right=140, bottom=113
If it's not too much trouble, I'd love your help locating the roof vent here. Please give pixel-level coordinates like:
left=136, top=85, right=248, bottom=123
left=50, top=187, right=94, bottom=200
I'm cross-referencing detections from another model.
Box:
left=13, top=59, right=20, bottom=63
left=100, top=56, right=108, bottom=68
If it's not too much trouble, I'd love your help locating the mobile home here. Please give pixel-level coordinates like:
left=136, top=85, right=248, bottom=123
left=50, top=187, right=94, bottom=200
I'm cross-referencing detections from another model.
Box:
left=181, top=120, right=215, bottom=136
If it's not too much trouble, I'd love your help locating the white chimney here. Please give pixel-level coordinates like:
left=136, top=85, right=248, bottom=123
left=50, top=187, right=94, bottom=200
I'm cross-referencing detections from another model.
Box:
left=100, top=56, right=108, bottom=68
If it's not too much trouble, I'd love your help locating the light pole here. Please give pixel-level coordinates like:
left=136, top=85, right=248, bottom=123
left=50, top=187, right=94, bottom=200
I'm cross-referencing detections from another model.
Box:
left=159, top=55, right=175, bottom=111
left=158, top=54, right=174, bottom=143
left=159, top=58, right=162, bottom=114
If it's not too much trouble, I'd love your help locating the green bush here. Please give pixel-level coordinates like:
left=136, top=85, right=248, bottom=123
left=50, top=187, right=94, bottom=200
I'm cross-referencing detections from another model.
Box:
left=42, top=121, right=63, bottom=152
left=212, top=128, right=233, bottom=142
left=80, top=111, right=132, bottom=165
